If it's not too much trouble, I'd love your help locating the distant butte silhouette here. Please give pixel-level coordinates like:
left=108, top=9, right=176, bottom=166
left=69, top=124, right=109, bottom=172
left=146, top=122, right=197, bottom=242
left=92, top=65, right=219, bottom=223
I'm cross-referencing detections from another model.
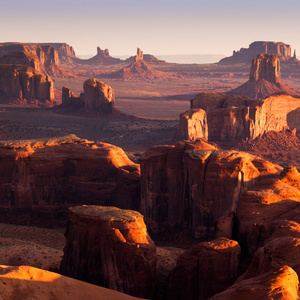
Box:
left=227, top=53, right=300, bottom=100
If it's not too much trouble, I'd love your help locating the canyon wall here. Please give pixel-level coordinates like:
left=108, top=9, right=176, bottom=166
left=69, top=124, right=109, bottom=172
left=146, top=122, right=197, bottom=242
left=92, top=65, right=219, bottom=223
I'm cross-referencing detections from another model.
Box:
left=0, top=135, right=140, bottom=226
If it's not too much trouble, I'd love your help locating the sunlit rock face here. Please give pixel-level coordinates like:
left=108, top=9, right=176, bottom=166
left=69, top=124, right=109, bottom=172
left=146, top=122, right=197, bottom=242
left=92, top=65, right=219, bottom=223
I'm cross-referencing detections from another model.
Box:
left=139, top=139, right=281, bottom=238
left=236, top=166, right=300, bottom=255
left=190, top=92, right=300, bottom=143
left=167, top=237, right=241, bottom=300
left=175, top=108, right=208, bottom=141
left=83, top=78, right=115, bottom=113
left=0, top=64, right=55, bottom=106
left=0, top=135, right=140, bottom=227
left=0, top=265, right=146, bottom=300
left=208, top=265, right=299, bottom=300
left=60, top=205, right=156, bottom=299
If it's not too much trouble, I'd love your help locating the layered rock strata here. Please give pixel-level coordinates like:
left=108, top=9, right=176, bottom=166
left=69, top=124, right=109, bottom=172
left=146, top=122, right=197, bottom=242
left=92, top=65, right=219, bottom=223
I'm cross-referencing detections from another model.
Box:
left=189, top=92, right=300, bottom=143
left=60, top=205, right=156, bottom=299
left=0, top=64, right=55, bottom=106
left=0, top=135, right=140, bottom=226
left=167, top=237, right=240, bottom=300
left=139, top=140, right=281, bottom=237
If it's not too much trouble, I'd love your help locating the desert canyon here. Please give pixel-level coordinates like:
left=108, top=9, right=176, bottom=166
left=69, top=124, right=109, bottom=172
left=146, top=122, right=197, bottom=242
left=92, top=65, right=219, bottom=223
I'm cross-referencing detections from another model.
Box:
left=0, top=40, right=300, bottom=300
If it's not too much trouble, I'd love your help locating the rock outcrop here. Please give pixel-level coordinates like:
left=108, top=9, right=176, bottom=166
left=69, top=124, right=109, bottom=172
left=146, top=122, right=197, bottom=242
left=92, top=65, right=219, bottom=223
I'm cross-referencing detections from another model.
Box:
left=208, top=266, right=299, bottom=300
left=0, top=42, right=75, bottom=77
left=0, top=265, right=146, bottom=300
left=0, top=135, right=140, bottom=227
left=175, top=109, right=208, bottom=141
left=84, top=78, right=115, bottom=113
left=236, top=166, right=300, bottom=255
left=61, top=86, right=84, bottom=106
left=190, top=92, right=300, bottom=144
left=167, top=237, right=240, bottom=300
left=60, top=205, right=156, bottom=299
left=0, top=64, right=55, bottom=107
left=228, top=54, right=300, bottom=100
left=139, top=140, right=281, bottom=237
left=76, top=47, right=121, bottom=65
left=219, top=41, right=292, bottom=64
left=115, top=48, right=174, bottom=80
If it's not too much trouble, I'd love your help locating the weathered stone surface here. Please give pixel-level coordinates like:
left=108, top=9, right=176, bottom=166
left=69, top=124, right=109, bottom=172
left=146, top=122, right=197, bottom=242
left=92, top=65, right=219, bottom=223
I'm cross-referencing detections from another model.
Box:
left=0, top=43, right=72, bottom=78
left=0, top=135, right=140, bottom=226
left=208, top=265, right=299, bottom=300
left=0, top=64, right=55, bottom=106
left=139, top=140, right=281, bottom=237
left=175, top=108, right=208, bottom=141
left=62, top=86, right=84, bottom=106
left=0, top=51, right=40, bottom=71
left=190, top=93, right=300, bottom=143
left=167, top=237, right=240, bottom=300
left=236, top=166, right=300, bottom=254
left=135, top=48, right=144, bottom=62
left=214, top=211, right=235, bottom=239
left=228, top=54, right=300, bottom=100
left=219, top=41, right=292, bottom=64
left=83, top=78, right=115, bottom=113
left=60, top=205, right=156, bottom=299
left=239, top=237, right=300, bottom=281
left=0, top=265, right=146, bottom=300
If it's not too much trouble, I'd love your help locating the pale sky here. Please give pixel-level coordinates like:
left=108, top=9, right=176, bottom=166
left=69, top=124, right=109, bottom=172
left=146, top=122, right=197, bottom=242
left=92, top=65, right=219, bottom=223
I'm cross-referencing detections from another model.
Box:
left=1, top=0, right=299, bottom=57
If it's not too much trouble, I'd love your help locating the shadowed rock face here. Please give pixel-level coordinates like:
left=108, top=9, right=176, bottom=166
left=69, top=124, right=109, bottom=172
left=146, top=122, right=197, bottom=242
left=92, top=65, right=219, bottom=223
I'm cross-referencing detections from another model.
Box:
left=227, top=54, right=300, bottom=100
left=208, top=266, right=299, bottom=300
left=167, top=237, right=241, bottom=300
left=139, top=140, right=281, bottom=238
left=0, top=135, right=140, bottom=227
left=0, top=64, right=55, bottom=106
left=60, top=205, right=156, bottom=299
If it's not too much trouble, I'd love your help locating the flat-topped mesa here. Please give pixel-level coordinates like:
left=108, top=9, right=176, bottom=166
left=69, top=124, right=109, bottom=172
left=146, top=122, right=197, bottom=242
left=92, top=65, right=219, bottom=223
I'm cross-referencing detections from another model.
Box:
left=219, top=41, right=292, bottom=64
left=97, top=47, right=110, bottom=57
left=84, top=78, right=115, bottom=113
left=60, top=205, right=156, bottom=299
left=134, top=48, right=143, bottom=62
left=250, top=53, right=280, bottom=83
left=0, top=65, right=55, bottom=107
left=0, top=135, right=141, bottom=227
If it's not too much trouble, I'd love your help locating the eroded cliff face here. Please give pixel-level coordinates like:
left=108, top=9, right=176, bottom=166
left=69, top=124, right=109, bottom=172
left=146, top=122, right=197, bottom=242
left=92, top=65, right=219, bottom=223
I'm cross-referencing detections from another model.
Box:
left=189, top=93, right=300, bottom=143
left=0, top=43, right=74, bottom=78
left=0, top=135, right=140, bottom=226
left=139, top=140, right=281, bottom=238
left=60, top=205, right=156, bottom=299
left=0, top=64, right=55, bottom=106
left=167, top=237, right=241, bottom=300
left=83, top=78, right=115, bottom=113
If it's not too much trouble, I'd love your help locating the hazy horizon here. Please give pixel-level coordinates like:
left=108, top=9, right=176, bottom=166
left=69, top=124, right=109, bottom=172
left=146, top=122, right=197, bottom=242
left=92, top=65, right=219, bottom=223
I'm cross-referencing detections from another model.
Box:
left=1, top=0, right=299, bottom=60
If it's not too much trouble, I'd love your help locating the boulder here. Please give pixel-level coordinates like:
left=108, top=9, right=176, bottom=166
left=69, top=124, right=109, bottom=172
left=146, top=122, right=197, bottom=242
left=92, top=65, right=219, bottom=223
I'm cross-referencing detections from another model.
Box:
left=60, top=205, right=156, bottom=299
left=0, top=135, right=140, bottom=227
left=167, top=237, right=240, bottom=300
left=0, top=265, right=146, bottom=300
left=175, top=108, right=208, bottom=141
left=0, top=64, right=55, bottom=106
left=139, top=140, right=281, bottom=237
left=208, top=266, right=299, bottom=300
